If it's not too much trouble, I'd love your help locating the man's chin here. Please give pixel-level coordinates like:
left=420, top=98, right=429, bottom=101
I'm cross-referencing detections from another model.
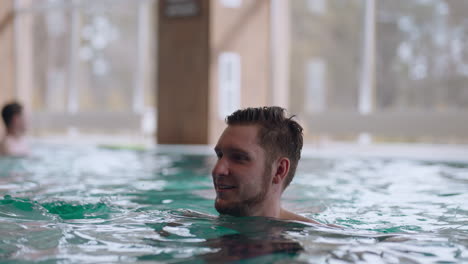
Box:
left=214, top=198, right=246, bottom=217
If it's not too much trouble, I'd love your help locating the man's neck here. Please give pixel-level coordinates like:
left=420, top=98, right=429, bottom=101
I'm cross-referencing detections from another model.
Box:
left=247, top=199, right=282, bottom=218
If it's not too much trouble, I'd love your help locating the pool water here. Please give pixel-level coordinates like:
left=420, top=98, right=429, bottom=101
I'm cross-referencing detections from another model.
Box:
left=0, top=144, right=467, bottom=263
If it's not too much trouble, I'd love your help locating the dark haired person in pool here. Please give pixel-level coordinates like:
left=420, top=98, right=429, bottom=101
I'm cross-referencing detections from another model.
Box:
left=212, top=106, right=323, bottom=224
left=0, top=102, right=29, bottom=156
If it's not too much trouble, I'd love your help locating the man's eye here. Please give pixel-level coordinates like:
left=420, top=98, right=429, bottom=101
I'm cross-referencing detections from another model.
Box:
left=215, top=152, right=223, bottom=159
left=231, top=154, right=248, bottom=161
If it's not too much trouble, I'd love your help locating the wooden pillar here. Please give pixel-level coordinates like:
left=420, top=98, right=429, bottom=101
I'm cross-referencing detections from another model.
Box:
left=0, top=0, right=16, bottom=106
left=157, top=0, right=271, bottom=144
left=157, top=0, right=210, bottom=144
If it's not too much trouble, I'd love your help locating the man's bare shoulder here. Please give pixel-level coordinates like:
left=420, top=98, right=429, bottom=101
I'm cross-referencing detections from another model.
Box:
left=279, top=208, right=321, bottom=224
left=0, top=136, right=29, bottom=156
left=279, top=208, right=341, bottom=228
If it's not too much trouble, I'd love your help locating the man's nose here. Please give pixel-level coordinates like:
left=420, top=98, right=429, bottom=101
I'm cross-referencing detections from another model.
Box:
left=212, top=157, right=229, bottom=177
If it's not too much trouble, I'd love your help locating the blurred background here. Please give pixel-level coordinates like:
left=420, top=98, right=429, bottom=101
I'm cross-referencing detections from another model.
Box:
left=1, top=0, right=468, bottom=155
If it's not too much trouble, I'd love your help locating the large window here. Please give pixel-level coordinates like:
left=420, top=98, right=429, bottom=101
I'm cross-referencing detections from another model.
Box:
left=290, top=0, right=364, bottom=115
left=376, top=1, right=468, bottom=111
left=290, top=0, right=468, bottom=143
left=15, top=0, right=156, bottom=137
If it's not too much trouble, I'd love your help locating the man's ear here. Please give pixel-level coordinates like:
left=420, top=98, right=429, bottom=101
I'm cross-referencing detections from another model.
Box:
left=272, top=157, right=290, bottom=185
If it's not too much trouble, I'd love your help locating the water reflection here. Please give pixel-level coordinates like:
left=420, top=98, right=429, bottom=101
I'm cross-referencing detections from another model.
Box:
left=143, top=214, right=305, bottom=263
left=201, top=233, right=303, bottom=262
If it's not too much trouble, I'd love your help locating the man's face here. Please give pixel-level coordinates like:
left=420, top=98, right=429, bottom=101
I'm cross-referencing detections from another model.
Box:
left=12, top=113, right=27, bottom=134
left=212, top=125, right=273, bottom=216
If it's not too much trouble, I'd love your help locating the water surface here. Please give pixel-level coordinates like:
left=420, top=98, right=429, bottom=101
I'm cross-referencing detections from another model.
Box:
left=0, top=144, right=467, bottom=263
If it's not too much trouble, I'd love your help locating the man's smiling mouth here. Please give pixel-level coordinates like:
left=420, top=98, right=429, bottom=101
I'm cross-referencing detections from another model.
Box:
left=216, top=184, right=237, bottom=191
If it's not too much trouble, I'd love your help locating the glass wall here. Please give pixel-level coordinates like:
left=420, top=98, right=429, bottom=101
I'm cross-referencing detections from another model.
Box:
left=290, top=0, right=364, bottom=115
left=16, top=0, right=156, bottom=137
left=376, top=0, right=468, bottom=111
left=290, top=0, right=468, bottom=143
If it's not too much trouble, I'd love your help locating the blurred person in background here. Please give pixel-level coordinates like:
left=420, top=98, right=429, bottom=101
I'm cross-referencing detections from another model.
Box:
left=0, top=102, right=29, bottom=156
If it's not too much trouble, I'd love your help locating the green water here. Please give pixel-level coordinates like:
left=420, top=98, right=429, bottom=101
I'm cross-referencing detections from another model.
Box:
left=0, top=145, right=467, bottom=263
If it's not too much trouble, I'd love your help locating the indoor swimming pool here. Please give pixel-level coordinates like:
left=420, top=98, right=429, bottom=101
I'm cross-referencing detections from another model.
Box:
left=0, top=144, right=467, bottom=263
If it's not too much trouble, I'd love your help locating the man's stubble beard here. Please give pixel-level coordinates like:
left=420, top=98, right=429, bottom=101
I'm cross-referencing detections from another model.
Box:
left=215, top=166, right=272, bottom=217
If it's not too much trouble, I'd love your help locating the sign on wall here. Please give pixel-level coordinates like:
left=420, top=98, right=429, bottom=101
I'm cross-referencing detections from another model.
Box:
left=163, top=0, right=200, bottom=18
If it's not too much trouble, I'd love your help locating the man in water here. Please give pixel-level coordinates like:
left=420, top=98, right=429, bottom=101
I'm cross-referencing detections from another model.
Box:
left=0, top=102, right=29, bottom=156
left=212, top=106, right=321, bottom=224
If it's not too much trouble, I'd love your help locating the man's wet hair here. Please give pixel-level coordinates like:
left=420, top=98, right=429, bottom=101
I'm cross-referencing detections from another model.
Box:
left=226, top=106, right=303, bottom=189
left=1, top=102, right=23, bottom=129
